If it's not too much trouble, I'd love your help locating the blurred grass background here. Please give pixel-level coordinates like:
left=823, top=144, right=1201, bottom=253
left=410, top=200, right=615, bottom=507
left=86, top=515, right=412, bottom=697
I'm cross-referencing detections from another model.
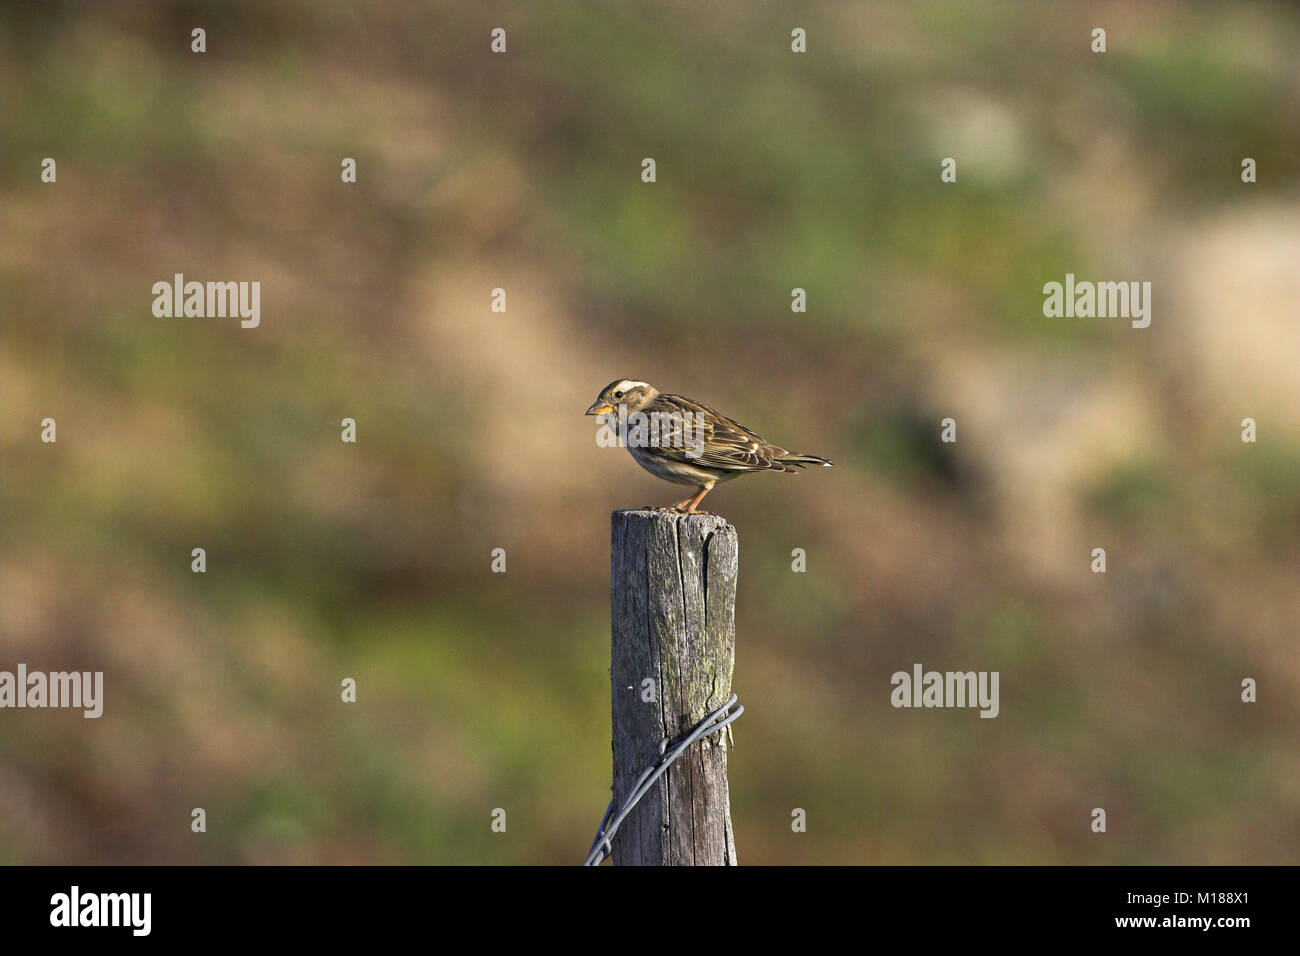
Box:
left=2, top=1, right=1298, bottom=864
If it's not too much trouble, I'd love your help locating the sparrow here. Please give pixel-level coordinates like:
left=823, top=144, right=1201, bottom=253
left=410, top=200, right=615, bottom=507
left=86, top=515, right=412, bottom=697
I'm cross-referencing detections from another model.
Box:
left=585, top=379, right=832, bottom=514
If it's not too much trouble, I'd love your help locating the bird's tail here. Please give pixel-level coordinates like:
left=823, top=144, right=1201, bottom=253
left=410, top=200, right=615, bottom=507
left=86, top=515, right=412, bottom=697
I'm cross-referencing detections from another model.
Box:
left=779, top=452, right=833, bottom=468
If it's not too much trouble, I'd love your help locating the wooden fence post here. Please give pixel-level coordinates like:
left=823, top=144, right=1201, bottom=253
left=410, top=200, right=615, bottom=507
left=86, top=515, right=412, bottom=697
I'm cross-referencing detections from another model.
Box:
left=609, top=508, right=739, bottom=866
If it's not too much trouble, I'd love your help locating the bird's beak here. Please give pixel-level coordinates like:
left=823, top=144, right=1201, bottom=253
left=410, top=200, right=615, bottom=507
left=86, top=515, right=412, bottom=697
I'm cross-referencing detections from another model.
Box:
left=585, top=401, right=614, bottom=416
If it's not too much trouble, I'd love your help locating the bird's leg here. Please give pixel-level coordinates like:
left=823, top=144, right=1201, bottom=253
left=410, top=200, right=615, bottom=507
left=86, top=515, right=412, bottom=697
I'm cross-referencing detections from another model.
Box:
left=679, top=486, right=711, bottom=515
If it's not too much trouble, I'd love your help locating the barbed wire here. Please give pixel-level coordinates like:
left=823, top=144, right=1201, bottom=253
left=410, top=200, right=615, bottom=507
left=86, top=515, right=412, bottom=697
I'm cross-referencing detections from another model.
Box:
left=582, top=693, right=744, bottom=866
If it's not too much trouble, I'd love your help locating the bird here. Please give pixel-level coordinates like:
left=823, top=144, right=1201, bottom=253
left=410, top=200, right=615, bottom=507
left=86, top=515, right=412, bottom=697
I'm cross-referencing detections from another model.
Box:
left=585, top=379, right=832, bottom=514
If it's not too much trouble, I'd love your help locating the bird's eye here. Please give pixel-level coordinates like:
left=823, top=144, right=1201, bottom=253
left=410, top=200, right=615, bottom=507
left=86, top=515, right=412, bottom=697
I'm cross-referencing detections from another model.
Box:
left=613, top=390, right=624, bottom=399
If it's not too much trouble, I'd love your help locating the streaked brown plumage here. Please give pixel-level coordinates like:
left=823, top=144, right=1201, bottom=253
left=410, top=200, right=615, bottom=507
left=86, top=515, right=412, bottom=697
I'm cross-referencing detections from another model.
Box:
left=585, top=379, right=832, bottom=513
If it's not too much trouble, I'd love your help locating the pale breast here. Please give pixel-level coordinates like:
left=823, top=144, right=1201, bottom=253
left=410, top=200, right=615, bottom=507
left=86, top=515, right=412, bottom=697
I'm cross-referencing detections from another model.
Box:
left=627, top=445, right=722, bottom=487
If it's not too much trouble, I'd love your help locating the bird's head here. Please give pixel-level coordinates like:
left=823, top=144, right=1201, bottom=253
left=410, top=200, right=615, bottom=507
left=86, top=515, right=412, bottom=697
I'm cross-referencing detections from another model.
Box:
left=585, top=379, right=659, bottom=416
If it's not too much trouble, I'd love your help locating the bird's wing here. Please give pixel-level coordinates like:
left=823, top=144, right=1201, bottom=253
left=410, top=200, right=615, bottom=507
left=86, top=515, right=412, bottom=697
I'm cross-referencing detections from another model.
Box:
left=648, top=395, right=796, bottom=472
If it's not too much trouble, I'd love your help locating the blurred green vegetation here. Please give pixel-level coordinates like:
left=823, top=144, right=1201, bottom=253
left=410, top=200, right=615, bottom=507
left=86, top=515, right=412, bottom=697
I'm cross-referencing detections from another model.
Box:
left=2, top=2, right=1298, bottom=864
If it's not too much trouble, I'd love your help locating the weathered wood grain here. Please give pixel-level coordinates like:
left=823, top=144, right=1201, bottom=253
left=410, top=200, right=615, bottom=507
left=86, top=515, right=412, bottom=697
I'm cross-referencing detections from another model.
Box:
left=610, top=509, right=738, bottom=866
